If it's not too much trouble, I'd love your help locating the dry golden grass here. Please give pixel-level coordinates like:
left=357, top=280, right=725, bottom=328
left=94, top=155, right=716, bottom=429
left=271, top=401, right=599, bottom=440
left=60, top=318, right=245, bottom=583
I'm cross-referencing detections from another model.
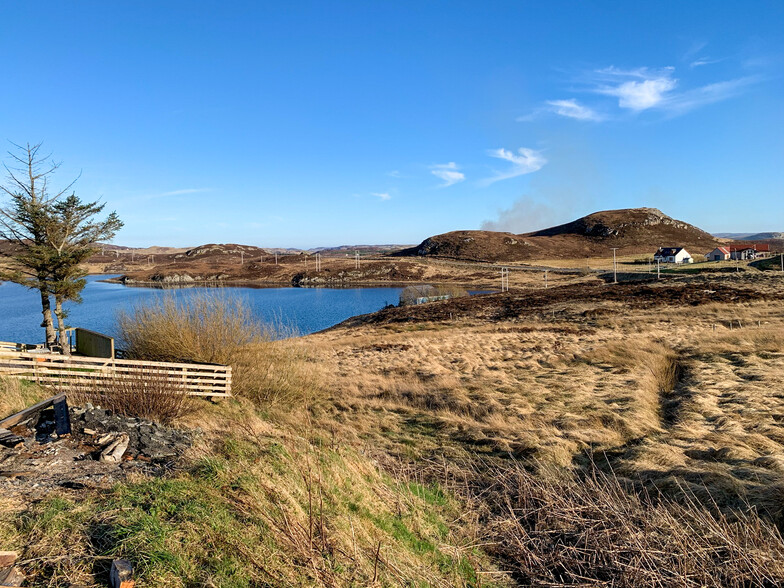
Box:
left=302, top=289, right=784, bottom=517
left=115, top=291, right=320, bottom=408
left=0, top=377, right=45, bottom=418
left=612, top=325, right=784, bottom=521
left=305, top=320, right=684, bottom=466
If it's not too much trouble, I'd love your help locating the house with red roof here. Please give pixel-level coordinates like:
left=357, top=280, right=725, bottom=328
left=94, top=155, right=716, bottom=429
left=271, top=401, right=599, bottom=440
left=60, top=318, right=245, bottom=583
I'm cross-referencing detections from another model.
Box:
left=729, top=244, right=770, bottom=260
left=707, top=246, right=731, bottom=261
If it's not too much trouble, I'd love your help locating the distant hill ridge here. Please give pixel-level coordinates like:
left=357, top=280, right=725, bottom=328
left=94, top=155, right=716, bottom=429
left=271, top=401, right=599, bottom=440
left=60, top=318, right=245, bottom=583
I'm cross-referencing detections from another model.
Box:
left=714, top=232, right=784, bottom=241
left=396, top=207, right=725, bottom=262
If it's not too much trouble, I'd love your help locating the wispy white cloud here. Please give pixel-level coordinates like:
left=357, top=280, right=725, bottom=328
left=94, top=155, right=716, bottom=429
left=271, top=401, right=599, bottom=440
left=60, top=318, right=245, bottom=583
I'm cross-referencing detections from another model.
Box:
left=158, top=188, right=212, bottom=197
left=481, top=148, right=547, bottom=185
left=114, top=187, right=212, bottom=205
left=594, top=66, right=677, bottom=110
left=662, top=76, right=759, bottom=114
left=430, top=162, right=465, bottom=187
left=521, top=54, right=759, bottom=125
left=386, top=170, right=403, bottom=178
left=690, top=57, right=723, bottom=68
left=545, top=99, right=603, bottom=121
left=682, top=41, right=708, bottom=62
left=681, top=41, right=724, bottom=68
left=588, top=65, right=756, bottom=115
left=372, top=192, right=392, bottom=201
left=519, top=99, right=603, bottom=122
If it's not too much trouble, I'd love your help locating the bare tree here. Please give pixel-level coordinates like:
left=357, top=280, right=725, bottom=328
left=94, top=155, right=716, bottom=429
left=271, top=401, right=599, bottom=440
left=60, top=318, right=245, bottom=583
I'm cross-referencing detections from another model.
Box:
left=0, top=143, right=78, bottom=346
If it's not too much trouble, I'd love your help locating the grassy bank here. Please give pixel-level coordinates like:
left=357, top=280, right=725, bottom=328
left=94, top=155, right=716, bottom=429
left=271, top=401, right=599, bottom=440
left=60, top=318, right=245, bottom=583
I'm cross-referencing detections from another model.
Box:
left=2, top=399, right=492, bottom=586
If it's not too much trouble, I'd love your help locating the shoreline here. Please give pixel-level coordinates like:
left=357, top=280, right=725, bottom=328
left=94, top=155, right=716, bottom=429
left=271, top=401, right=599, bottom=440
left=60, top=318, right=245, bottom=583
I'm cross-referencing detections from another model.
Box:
left=100, top=276, right=483, bottom=290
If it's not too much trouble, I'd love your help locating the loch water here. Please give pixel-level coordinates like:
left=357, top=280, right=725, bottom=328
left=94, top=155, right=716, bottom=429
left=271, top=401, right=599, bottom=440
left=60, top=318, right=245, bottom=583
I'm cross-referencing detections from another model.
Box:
left=0, top=275, right=402, bottom=344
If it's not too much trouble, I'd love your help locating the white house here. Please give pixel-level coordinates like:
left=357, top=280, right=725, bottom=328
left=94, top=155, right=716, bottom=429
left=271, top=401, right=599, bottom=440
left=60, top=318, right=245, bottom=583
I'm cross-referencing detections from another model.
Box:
left=707, top=246, right=731, bottom=261
left=654, top=247, right=693, bottom=264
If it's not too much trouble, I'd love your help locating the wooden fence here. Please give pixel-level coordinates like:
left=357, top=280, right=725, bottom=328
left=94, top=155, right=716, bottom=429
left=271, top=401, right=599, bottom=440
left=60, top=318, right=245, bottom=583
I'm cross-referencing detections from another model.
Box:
left=0, top=352, right=231, bottom=397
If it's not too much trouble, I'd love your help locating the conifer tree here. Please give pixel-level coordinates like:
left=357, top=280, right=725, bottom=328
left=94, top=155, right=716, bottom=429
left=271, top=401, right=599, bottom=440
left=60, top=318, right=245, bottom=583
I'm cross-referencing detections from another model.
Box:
left=0, top=143, right=76, bottom=346
left=0, top=144, right=122, bottom=351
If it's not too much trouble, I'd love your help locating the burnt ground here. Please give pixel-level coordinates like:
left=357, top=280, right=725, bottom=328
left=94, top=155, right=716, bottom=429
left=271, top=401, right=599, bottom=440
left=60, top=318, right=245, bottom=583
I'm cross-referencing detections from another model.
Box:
left=0, top=404, right=192, bottom=500
left=332, top=275, right=774, bottom=329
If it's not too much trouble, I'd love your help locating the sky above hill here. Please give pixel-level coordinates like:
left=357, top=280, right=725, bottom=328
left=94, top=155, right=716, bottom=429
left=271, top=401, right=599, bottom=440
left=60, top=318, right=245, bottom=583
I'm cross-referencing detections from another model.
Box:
left=1, top=1, right=782, bottom=248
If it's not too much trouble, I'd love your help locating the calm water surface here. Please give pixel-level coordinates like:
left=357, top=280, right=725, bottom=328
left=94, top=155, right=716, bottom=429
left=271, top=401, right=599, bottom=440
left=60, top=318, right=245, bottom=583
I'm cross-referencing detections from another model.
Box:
left=0, top=275, right=402, bottom=344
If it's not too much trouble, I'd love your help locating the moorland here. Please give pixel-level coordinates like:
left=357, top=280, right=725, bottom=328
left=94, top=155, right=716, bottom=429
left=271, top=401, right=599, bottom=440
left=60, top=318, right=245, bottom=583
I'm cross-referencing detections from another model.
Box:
left=2, top=208, right=784, bottom=586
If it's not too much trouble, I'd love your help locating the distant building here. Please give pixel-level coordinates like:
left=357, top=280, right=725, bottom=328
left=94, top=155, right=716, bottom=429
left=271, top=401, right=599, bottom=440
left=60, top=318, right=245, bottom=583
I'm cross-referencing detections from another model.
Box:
left=707, top=246, right=731, bottom=261
left=730, top=244, right=770, bottom=260
left=654, top=247, right=693, bottom=264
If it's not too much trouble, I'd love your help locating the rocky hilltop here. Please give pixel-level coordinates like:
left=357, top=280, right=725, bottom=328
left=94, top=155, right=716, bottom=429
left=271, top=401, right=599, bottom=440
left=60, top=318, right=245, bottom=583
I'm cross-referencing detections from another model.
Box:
left=397, top=208, right=725, bottom=262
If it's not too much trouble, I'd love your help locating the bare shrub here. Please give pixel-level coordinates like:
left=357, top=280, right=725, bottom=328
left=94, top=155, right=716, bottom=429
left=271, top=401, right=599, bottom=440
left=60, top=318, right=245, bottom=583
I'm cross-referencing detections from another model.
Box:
left=471, top=461, right=784, bottom=587
left=66, top=370, right=196, bottom=425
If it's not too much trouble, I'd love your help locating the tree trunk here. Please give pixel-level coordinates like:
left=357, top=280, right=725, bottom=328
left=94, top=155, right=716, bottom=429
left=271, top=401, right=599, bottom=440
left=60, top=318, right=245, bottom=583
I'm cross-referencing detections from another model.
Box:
left=53, top=297, right=70, bottom=355
left=38, top=286, right=56, bottom=348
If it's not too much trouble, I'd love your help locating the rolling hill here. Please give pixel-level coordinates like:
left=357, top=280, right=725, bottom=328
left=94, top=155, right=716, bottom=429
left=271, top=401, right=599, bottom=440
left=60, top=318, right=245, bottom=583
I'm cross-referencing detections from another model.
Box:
left=714, top=232, right=784, bottom=240
left=396, top=207, right=726, bottom=262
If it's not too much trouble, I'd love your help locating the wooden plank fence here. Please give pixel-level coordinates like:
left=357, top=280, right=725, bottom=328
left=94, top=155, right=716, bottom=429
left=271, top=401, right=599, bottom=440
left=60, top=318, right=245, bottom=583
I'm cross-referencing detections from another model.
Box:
left=0, top=352, right=231, bottom=398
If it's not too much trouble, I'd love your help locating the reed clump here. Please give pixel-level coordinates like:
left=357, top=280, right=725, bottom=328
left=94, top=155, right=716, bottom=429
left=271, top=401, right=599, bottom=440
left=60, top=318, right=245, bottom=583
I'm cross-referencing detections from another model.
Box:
left=116, top=291, right=319, bottom=407
left=117, top=292, right=263, bottom=364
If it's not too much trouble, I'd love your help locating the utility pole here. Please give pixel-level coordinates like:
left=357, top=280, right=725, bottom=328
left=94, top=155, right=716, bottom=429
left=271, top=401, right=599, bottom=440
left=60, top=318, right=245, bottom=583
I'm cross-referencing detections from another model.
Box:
left=315, top=252, right=321, bottom=272
left=355, top=251, right=360, bottom=270
left=657, top=259, right=660, bottom=280
left=275, top=252, right=278, bottom=265
left=240, top=250, right=244, bottom=265
left=500, top=267, right=509, bottom=292
left=611, top=248, right=619, bottom=284
left=544, top=270, right=548, bottom=289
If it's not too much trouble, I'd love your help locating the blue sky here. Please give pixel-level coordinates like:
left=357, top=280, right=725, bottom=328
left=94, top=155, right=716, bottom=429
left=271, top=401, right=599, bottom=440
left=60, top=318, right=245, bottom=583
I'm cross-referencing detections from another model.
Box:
left=1, top=1, right=782, bottom=248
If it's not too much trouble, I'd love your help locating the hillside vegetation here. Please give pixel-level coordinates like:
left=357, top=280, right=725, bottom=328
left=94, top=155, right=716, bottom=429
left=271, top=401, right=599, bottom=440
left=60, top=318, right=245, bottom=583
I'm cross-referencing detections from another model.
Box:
left=396, top=207, right=725, bottom=262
